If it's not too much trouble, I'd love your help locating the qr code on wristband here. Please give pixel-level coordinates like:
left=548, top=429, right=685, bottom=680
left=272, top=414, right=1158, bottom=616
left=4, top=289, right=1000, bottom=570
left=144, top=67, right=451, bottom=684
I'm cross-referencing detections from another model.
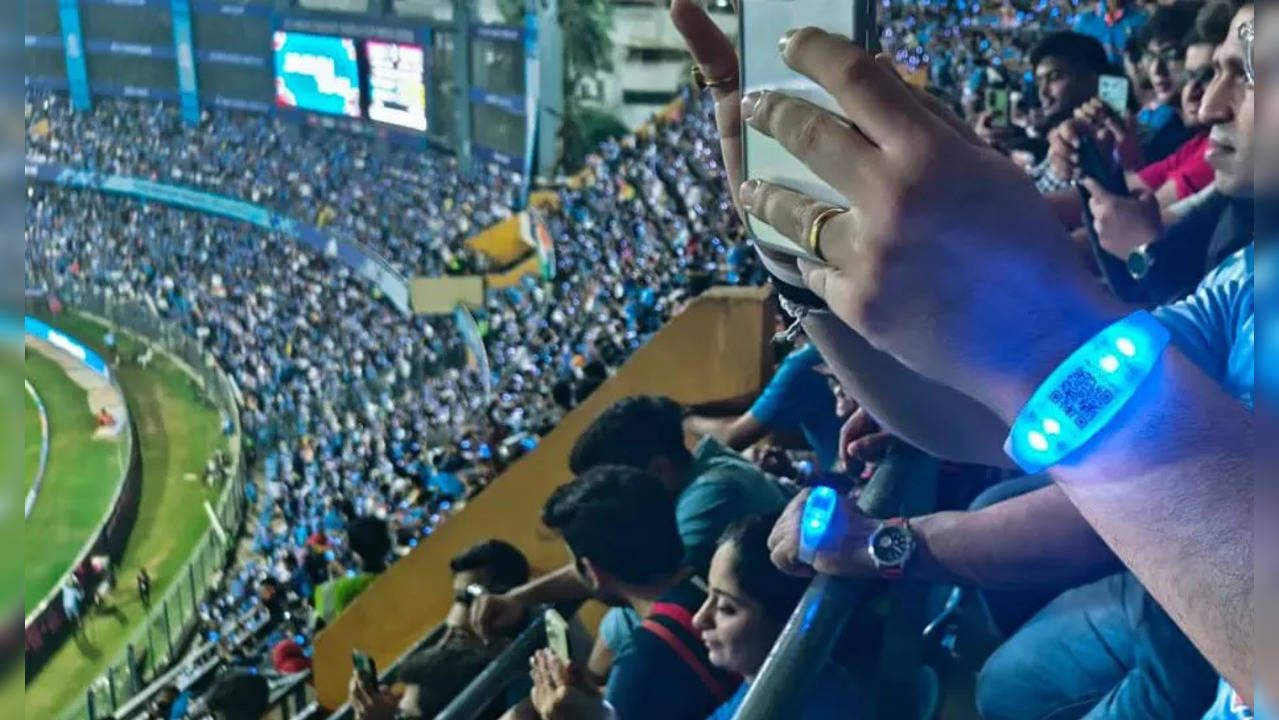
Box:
left=1049, top=368, right=1115, bottom=429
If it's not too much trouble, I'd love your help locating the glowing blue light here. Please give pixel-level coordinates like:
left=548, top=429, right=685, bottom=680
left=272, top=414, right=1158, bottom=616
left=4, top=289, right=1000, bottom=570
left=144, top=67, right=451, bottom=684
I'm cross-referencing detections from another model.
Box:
left=799, top=486, right=839, bottom=566
left=1004, top=311, right=1170, bottom=474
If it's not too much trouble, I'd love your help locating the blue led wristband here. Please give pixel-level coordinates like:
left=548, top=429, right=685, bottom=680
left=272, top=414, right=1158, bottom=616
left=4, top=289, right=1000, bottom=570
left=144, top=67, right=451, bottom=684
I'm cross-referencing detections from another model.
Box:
left=1004, top=310, right=1170, bottom=474
left=798, top=486, right=839, bottom=565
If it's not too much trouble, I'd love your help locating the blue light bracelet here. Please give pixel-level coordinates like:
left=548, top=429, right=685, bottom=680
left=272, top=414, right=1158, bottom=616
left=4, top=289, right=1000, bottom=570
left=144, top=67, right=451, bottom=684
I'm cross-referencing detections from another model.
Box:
left=1004, top=310, right=1170, bottom=474
left=798, top=486, right=839, bottom=565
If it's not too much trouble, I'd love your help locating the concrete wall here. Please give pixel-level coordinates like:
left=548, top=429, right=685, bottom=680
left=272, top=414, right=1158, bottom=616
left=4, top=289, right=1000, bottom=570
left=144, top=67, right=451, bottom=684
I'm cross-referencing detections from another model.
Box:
left=311, top=285, right=776, bottom=709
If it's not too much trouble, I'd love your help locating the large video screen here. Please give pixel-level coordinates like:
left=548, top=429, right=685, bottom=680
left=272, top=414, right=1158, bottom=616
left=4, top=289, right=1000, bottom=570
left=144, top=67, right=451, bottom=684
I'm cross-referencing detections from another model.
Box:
left=272, top=31, right=361, bottom=118
left=365, top=40, right=427, bottom=132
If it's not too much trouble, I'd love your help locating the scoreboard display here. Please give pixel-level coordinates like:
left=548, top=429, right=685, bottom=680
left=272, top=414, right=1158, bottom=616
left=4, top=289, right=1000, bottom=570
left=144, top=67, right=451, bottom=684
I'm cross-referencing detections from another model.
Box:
left=365, top=40, right=428, bottom=132
left=272, top=31, right=361, bottom=118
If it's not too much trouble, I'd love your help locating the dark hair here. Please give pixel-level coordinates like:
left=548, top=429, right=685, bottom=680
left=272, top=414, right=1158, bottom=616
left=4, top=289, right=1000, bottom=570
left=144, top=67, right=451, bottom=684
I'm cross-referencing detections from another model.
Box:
left=1140, top=1, right=1200, bottom=51
left=205, top=671, right=269, bottom=719
left=542, top=465, right=685, bottom=585
left=717, top=515, right=810, bottom=624
left=347, top=517, right=391, bottom=573
left=397, top=639, right=502, bottom=719
left=449, top=540, right=531, bottom=593
left=1029, top=32, right=1110, bottom=76
left=568, top=396, right=690, bottom=475
left=1195, top=0, right=1245, bottom=46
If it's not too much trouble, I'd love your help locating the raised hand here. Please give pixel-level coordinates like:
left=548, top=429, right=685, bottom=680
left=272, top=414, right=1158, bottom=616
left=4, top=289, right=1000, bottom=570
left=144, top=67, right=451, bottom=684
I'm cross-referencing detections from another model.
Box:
left=733, top=28, right=1127, bottom=422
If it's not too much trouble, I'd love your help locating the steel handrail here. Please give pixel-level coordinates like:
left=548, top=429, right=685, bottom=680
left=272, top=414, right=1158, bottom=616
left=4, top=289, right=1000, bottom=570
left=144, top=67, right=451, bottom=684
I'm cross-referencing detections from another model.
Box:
left=730, top=576, right=864, bottom=720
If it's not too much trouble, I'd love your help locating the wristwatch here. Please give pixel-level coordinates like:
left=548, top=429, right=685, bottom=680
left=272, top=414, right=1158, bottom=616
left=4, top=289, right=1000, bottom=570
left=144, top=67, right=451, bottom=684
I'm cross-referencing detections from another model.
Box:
left=453, top=583, right=486, bottom=605
left=867, top=518, right=915, bottom=579
left=1126, top=243, right=1155, bottom=281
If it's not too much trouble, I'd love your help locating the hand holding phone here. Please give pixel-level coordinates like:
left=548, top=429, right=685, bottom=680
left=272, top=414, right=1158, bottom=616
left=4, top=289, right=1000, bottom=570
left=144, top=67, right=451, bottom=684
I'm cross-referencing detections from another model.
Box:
left=352, top=648, right=378, bottom=690
left=1076, top=134, right=1127, bottom=196
left=740, top=0, right=877, bottom=261
left=544, top=608, right=571, bottom=664
left=985, top=87, right=1010, bottom=129
left=1075, top=136, right=1143, bottom=302
left=1097, top=74, right=1131, bottom=118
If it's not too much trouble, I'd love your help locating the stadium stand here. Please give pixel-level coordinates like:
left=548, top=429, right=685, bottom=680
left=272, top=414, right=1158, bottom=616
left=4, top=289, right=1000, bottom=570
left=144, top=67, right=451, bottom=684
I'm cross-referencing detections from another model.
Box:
left=22, top=0, right=1268, bottom=719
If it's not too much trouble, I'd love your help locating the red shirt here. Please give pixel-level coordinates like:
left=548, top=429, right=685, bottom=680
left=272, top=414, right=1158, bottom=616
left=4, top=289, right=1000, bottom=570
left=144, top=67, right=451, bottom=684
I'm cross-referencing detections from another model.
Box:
left=1137, top=133, right=1214, bottom=200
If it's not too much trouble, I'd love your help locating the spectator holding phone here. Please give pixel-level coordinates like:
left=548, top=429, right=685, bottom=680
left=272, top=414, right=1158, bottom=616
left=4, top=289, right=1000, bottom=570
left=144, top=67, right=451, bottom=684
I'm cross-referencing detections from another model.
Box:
left=1046, top=2, right=1225, bottom=208
left=514, top=466, right=739, bottom=720
left=348, top=639, right=499, bottom=720
left=1065, top=0, right=1253, bottom=304
left=1022, top=32, right=1112, bottom=193
left=469, top=397, right=790, bottom=682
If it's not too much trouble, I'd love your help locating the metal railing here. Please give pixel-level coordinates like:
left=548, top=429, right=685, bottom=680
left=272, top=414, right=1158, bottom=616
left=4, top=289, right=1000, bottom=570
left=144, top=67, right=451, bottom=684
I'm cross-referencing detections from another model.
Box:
left=111, top=606, right=275, bottom=720
left=730, top=576, right=863, bottom=720
left=29, top=284, right=250, bottom=720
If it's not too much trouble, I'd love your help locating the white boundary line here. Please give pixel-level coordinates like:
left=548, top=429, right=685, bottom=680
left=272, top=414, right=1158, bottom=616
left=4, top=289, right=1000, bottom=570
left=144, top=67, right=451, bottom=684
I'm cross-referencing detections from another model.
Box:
left=24, top=378, right=51, bottom=520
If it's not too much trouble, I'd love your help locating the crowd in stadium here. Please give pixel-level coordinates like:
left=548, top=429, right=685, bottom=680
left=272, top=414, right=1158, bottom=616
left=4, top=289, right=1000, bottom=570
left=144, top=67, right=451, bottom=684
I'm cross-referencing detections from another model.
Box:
left=22, top=0, right=1268, bottom=718
left=27, top=93, right=513, bottom=278
left=24, top=46, right=758, bottom=698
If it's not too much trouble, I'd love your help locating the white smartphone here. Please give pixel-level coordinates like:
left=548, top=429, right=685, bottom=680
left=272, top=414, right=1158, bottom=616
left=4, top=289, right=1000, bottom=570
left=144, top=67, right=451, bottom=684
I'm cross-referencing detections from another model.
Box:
left=986, top=87, right=1011, bottom=128
left=1098, top=74, right=1131, bottom=117
left=544, top=608, right=571, bottom=663
left=740, top=0, right=878, bottom=261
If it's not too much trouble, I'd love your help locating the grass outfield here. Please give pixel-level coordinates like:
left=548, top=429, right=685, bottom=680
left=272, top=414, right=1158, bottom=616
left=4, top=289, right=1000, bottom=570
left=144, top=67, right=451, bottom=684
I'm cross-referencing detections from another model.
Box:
left=22, top=313, right=225, bottom=720
left=25, top=385, right=43, bottom=492
left=24, top=350, right=126, bottom=614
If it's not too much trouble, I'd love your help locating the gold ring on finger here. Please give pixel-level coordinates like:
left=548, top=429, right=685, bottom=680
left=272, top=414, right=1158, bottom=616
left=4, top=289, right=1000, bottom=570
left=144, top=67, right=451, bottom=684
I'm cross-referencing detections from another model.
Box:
left=808, top=206, right=845, bottom=262
left=692, top=65, right=738, bottom=91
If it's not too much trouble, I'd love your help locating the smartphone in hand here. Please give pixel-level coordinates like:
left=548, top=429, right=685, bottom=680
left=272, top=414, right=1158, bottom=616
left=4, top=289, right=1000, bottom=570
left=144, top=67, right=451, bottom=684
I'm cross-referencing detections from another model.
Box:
left=544, top=608, right=571, bottom=664
left=1097, top=74, right=1131, bottom=118
left=1076, top=134, right=1127, bottom=196
left=986, top=87, right=1011, bottom=129
left=740, top=0, right=877, bottom=262
left=352, top=649, right=379, bottom=690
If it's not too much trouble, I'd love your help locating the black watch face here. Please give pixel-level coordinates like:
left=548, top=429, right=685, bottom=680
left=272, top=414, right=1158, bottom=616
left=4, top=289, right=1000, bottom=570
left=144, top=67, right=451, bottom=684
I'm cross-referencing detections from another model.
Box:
left=873, top=526, right=912, bottom=566
left=1127, top=249, right=1150, bottom=279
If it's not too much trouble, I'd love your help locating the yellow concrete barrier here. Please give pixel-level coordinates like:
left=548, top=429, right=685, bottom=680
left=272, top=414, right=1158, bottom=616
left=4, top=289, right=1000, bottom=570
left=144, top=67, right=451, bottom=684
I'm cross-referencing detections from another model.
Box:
left=485, top=255, right=542, bottom=289
left=464, top=214, right=530, bottom=267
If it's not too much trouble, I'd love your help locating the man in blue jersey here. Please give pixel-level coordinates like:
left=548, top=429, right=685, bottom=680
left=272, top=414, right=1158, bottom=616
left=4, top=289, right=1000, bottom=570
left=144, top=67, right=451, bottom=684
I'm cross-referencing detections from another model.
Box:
left=684, top=341, right=843, bottom=470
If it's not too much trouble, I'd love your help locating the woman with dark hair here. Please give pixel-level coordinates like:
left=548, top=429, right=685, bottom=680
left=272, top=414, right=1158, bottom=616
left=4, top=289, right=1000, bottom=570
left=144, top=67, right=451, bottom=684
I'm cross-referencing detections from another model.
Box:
left=693, top=514, right=865, bottom=719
